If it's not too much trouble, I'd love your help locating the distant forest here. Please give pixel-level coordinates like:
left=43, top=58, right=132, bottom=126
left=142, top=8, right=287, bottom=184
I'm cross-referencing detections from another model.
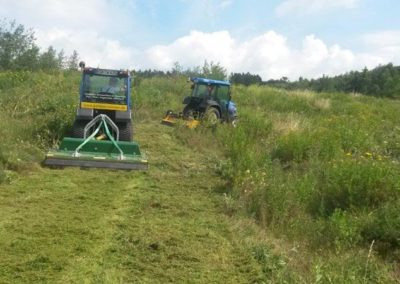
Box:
left=259, top=64, right=400, bottom=98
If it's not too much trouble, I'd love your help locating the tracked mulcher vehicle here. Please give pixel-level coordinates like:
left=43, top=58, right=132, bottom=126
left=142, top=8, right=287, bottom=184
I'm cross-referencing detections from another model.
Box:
left=44, top=62, right=147, bottom=170
left=162, top=77, right=237, bottom=128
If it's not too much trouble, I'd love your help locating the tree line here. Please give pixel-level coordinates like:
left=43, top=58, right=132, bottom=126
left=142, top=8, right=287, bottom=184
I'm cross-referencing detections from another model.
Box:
left=229, top=64, right=400, bottom=98
left=262, top=64, right=400, bottom=98
left=0, top=19, right=79, bottom=71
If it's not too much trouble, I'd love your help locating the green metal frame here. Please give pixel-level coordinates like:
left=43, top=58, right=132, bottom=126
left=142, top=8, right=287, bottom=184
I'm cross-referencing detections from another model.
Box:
left=44, top=115, right=148, bottom=170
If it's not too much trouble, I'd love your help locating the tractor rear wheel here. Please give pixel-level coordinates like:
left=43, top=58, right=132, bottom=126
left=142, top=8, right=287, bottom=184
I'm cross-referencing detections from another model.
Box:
left=204, top=107, right=220, bottom=125
left=71, top=120, right=86, bottom=138
left=119, top=121, right=133, bottom=141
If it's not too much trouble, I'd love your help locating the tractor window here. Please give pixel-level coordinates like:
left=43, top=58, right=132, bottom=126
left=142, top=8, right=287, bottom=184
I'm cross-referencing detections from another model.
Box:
left=192, top=84, right=215, bottom=98
left=84, top=75, right=126, bottom=95
left=217, top=86, right=230, bottom=102
left=192, top=84, right=207, bottom=97
left=82, top=75, right=127, bottom=105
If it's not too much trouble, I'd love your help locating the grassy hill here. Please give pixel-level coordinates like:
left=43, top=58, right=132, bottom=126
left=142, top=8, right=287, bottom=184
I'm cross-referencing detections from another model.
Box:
left=0, top=71, right=399, bottom=283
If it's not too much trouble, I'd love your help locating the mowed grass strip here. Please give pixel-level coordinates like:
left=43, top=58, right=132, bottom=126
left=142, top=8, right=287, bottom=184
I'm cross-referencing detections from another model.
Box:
left=0, top=122, right=268, bottom=283
left=0, top=168, right=138, bottom=283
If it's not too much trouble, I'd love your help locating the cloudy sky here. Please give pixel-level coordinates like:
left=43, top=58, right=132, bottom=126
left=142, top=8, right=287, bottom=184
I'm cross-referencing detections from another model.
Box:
left=1, top=0, right=399, bottom=80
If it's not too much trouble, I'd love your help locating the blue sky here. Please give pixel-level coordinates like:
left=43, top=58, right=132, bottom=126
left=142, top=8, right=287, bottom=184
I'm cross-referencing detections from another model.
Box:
left=1, top=0, right=399, bottom=79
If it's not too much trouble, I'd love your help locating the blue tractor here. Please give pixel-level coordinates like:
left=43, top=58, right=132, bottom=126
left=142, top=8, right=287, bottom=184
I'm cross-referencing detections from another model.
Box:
left=162, top=77, right=237, bottom=128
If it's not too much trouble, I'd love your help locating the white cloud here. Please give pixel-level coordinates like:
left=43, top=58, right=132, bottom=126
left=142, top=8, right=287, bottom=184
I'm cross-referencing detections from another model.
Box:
left=35, top=28, right=139, bottom=70
left=144, top=31, right=234, bottom=70
left=142, top=30, right=394, bottom=80
left=362, top=31, right=400, bottom=48
left=360, top=31, right=400, bottom=66
left=275, top=0, right=359, bottom=16
left=0, top=0, right=114, bottom=31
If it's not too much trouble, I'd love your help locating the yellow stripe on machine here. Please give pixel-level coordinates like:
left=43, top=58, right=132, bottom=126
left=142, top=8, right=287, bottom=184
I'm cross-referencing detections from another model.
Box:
left=81, top=102, right=128, bottom=111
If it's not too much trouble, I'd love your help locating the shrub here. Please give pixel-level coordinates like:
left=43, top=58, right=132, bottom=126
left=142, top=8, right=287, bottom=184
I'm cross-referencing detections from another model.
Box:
left=361, top=200, right=400, bottom=257
left=219, top=109, right=272, bottom=178
left=308, top=159, right=400, bottom=217
left=272, top=131, right=313, bottom=163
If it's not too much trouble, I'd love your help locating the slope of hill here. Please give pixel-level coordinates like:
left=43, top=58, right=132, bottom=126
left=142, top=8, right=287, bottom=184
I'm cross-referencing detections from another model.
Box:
left=0, top=71, right=398, bottom=282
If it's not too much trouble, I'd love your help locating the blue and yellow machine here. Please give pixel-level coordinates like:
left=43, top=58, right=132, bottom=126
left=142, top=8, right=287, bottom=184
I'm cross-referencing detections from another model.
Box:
left=44, top=62, right=147, bottom=170
left=162, top=77, right=238, bottom=128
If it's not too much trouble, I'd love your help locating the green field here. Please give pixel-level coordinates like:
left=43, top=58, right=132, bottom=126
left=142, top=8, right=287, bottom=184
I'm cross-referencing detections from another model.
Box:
left=0, top=71, right=399, bottom=283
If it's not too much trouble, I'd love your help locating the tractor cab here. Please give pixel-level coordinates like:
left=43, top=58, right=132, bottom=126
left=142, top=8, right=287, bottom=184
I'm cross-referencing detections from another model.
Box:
left=162, top=77, right=237, bottom=128
left=183, top=77, right=236, bottom=123
left=81, top=69, right=130, bottom=107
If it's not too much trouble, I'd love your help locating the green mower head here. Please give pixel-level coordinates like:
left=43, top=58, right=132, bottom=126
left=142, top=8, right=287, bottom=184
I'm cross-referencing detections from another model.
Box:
left=44, top=138, right=148, bottom=170
left=44, top=114, right=148, bottom=170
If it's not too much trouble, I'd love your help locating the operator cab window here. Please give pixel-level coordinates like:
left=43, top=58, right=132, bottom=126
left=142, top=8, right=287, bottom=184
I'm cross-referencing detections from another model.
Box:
left=82, top=75, right=127, bottom=105
left=216, top=86, right=230, bottom=105
left=85, top=75, right=125, bottom=95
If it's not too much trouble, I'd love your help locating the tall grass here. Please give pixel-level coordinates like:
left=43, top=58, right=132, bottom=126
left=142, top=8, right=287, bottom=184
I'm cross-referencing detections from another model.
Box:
left=218, top=84, right=400, bottom=264
left=0, top=70, right=78, bottom=175
left=209, top=84, right=399, bottom=281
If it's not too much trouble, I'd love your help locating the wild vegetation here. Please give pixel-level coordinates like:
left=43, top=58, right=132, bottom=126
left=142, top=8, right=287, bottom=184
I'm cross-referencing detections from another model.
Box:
left=1, top=70, right=399, bottom=282
left=216, top=85, right=400, bottom=263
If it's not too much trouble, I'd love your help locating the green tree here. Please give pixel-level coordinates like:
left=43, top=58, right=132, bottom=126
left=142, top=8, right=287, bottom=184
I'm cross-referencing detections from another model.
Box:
left=202, top=60, right=210, bottom=77
left=57, top=50, right=65, bottom=69
left=13, top=46, right=40, bottom=70
left=66, top=50, right=79, bottom=70
left=0, top=19, right=39, bottom=70
left=198, top=60, right=227, bottom=80
left=171, top=61, right=182, bottom=75
left=38, top=46, right=59, bottom=70
left=229, top=72, right=262, bottom=86
left=209, top=62, right=227, bottom=80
